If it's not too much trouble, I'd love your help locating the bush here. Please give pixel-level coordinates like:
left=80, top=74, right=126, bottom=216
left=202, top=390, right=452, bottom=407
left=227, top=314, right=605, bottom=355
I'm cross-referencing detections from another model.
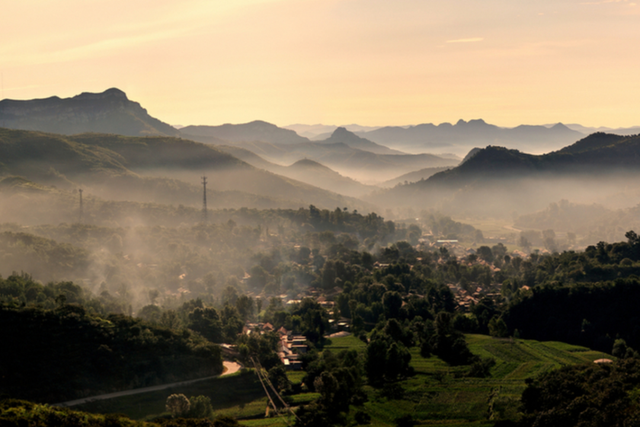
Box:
left=354, top=410, right=371, bottom=425
left=395, top=414, right=415, bottom=427
left=467, top=357, right=496, bottom=378
left=166, top=394, right=190, bottom=417
left=187, top=395, right=213, bottom=419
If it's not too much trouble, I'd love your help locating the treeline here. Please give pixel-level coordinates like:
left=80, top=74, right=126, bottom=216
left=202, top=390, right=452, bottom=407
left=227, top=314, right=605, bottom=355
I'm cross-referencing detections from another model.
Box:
left=0, top=399, right=241, bottom=427
left=0, top=204, right=409, bottom=311
left=514, top=359, right=640, bottom=427
left=0, top=301, right=223, bottom=403
left=503, top=279, right=640, bottom=353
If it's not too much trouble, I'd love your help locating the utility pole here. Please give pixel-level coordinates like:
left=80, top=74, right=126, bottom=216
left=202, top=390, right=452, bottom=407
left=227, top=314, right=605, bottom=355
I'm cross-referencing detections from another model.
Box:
left=202, top=176, right=208, bottom=223
left=78, top=189, right=83, bottom=223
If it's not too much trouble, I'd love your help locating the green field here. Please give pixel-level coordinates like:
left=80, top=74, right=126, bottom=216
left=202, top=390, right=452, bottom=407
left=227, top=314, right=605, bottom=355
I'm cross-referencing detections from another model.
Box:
left=75, top=335, right=611, bottom=426
left=323, top=334, right=367, bottom=352
left=355, top=334, right=611, bottom=427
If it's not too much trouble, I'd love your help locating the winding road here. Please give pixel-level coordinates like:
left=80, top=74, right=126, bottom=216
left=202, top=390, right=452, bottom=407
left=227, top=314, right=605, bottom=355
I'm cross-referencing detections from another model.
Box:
left=55, top=361, right=242, bottom=407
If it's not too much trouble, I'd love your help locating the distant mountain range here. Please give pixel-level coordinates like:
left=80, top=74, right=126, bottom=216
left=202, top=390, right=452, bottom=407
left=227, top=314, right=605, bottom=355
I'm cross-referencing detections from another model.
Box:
left=284, top=124, right=382, bottom=138
left=181, top=121, right=404, bottom=155
left=355, top=120, right=584, bottom=155
left=426, top=132, right=640, bottom=182
left=562, top=124, right=640, bottom=135
left=181, top=121, right=308, bottom=145
left=367, top=133, right=640, bottom=216
left=221, top=129, right=458, bottom=182
left=2, top=88, right=611, bottom=158
left=0, top=128, right=374, bottom=212
left=0, top=88, right=180, bottom=137
left=3, top=88, right=640, bottom=204
left=213, top=144, right=377, bottom=198
left=181, top=121, right=457, bottom=182
left=321, top=127, right=404, bottom=155
left=291, top=121, right=640, bottom=156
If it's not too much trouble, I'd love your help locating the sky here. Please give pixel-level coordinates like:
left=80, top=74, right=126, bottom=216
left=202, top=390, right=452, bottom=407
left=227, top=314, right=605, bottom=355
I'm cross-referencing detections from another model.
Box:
left=1, top=0, right=639, bottom=128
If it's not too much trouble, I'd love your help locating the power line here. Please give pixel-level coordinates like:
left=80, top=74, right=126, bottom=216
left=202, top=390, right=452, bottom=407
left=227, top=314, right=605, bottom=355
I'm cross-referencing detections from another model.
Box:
left=251, top=357, right=300, bottom=423
left=250, top=357, right=281, bottom=419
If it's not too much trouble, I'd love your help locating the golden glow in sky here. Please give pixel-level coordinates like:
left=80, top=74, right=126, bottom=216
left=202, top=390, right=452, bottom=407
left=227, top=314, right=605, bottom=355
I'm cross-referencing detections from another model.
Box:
left=1, top=0, right=639, bottom=128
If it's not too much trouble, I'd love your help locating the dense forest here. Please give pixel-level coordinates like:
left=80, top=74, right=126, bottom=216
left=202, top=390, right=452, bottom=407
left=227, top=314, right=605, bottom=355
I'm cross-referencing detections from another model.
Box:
left=4, top=202, right=640, bottom=425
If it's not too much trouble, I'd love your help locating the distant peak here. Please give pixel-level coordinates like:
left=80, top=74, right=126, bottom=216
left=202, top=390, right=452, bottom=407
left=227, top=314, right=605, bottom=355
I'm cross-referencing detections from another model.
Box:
left=330, top=127, right=359, bottom=139
left=468, top=118, right=487, bottom=125
left=73, top=88, right=128, bottom=101
left=291, top=158, right=326, bottom=169
left=104, top=88, right=127, bottom=97
left=247, top=120, right=273, bottom=126
left=455, top=118, right=487, bottom=127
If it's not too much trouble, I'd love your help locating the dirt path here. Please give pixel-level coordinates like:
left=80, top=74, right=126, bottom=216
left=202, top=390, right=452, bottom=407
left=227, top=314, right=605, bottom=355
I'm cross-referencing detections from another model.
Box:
left=55, top=361, right=242, bottom=407
left=223, top=360, right=242, bottom=375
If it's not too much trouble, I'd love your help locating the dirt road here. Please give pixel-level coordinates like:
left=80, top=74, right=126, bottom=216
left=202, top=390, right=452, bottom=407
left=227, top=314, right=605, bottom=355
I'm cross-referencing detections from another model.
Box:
left=55, top=361, right=242, bottom=407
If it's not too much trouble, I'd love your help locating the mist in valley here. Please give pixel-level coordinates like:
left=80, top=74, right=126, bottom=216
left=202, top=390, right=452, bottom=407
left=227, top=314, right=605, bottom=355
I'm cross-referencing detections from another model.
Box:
left=4, top=0, right=640, bottom=421
left=4, top=90, right=640, bottom=426
left=4, top=135, right=640, bottom=317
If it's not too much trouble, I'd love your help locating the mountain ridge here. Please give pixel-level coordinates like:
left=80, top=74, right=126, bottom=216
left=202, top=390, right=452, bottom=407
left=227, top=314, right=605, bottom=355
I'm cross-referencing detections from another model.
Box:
left=317, top=127, right=405, bottom=155
left=0, top=128, right=375, bottom=212
left=366, top=132, right=640, bottom=215
left=0, top=88, right=180, bottom=137
left=360, top=119, right=584, bottom=155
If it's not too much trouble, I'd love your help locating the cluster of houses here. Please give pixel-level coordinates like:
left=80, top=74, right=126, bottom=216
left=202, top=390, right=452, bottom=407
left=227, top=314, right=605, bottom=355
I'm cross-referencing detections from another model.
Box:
left=243, top=322, right=308, bottom=370
left=277, top=328, right=307, bottom=371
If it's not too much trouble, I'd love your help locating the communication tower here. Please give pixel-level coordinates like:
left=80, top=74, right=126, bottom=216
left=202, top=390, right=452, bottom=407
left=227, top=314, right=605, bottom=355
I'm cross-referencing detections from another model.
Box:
left=78, top=189, right=83, bottom=223
left=202, top=176, right=208, bottom=222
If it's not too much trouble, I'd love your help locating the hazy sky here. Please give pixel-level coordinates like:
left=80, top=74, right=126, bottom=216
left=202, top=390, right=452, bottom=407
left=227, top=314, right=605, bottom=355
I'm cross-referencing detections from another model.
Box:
left=1, top=0, right=639, bottom=128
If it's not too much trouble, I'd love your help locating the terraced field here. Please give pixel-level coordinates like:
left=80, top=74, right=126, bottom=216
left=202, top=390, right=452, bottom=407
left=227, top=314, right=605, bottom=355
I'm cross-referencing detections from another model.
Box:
left=75, top=334, right=611, bottom=427
left=356, top=334, right=611, bottom=427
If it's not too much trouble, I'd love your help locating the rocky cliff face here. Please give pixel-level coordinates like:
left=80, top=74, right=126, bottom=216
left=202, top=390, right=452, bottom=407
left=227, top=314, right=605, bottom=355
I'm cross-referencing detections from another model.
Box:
left=0, top=88, right=180, bottom=137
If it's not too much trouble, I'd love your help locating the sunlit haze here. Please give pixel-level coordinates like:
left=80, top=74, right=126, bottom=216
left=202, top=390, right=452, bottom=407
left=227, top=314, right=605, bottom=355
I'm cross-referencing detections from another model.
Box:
left=1, top=0, right=639, bottom=128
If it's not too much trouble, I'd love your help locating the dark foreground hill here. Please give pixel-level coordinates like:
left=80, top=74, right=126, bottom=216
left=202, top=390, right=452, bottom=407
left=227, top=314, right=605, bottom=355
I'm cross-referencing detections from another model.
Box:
left=0, top=88, right=180, bottom=137
left=0, top=303, right=222, bottom=403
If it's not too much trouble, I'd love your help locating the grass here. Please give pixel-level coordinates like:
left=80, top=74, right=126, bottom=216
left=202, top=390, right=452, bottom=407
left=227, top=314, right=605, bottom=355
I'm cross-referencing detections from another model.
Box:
left=239, top=416, right=294, bottom=427
left=322, top=334, right=367, bottom=352
left=336, top=334, right=612, bottom=427
left=285, top=371, right=305, bottom=385
left=76, top=335, right=612, bottom=427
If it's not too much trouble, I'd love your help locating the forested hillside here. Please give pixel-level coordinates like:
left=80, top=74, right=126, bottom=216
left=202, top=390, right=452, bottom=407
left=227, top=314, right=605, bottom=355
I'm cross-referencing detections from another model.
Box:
left=0, top=128, right=373, bottom=211
left=0, top=294, right=223, bottom=402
